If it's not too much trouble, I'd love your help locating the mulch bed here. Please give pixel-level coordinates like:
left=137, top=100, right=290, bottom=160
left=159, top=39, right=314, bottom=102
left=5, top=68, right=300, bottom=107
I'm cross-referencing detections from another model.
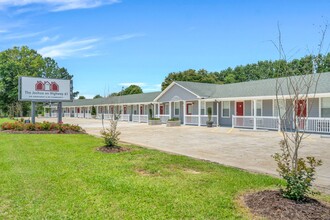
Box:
left=97, top=146, right=131, bottom=154
left=244, top=190, right=330, bottom=220
left=1, top=130, right=84, bottom=134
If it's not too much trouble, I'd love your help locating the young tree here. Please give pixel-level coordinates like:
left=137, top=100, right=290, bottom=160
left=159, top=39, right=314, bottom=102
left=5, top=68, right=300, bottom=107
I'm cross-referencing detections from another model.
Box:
left=273, top=24, right=327, bottom=201
left=78, top=96, right=86, bottom=99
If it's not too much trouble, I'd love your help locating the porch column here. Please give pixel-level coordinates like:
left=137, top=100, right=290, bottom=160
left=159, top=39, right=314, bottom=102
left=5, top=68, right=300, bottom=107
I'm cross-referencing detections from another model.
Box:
left=138, top=104, right=141, bottom=123
left=253, top=100, right=257, bottom=130
left=183, top=101, right=186, bottom=125
left=158, top=103, right=160, bottom=117
left=169, top=102, right=172, bottom=119
left=73, top=107, right=76, bottom=117
left=217, top=101, right=219, bottom=127
left=153, top=103, right=156, bottom=118
left=198, top=99, right=201, bottom=126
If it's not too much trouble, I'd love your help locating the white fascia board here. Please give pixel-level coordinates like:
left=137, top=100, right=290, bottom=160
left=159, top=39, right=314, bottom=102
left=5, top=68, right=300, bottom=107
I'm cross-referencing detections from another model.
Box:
left=153, top=82, right=200, bottom=101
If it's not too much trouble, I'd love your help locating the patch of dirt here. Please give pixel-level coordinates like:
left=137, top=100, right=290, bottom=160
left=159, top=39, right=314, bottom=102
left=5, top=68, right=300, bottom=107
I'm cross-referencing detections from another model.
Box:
left=1, top=130, right=84, bottom=134
left=97, top=146, right=131, bottom=154
left=136, top=169, right=152, bottom=176
left=183, top=168, right=201, bottom=174
left=244, top=190, right=330, bottom=220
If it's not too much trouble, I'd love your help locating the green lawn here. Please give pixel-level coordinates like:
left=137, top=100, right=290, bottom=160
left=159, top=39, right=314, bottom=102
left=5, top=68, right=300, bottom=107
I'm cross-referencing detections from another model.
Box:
left=0, top=118, right=14, bottom=124
left=0, top=133, right=282, bottom=219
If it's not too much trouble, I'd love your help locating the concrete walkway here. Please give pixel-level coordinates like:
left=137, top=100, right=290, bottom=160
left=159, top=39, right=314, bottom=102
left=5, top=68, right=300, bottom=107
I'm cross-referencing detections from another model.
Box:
left=38, top=117, right=330, bottom=193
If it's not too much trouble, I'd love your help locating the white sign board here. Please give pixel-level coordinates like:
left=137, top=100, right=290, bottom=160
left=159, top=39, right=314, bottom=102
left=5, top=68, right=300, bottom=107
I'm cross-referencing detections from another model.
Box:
left=19, top=76, right=73, bottom=102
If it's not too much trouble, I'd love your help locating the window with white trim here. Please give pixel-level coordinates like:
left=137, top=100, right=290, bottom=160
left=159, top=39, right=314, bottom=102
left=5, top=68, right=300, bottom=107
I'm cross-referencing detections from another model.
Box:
left=274, top=100, right=286, bottom=117
left=222, top=101, right=230, bottom=118
left=174, top=102, right=180, bottom=115
left=321, top=97, right=330, bottom=117
left=251, top=100, right=262, bottom=116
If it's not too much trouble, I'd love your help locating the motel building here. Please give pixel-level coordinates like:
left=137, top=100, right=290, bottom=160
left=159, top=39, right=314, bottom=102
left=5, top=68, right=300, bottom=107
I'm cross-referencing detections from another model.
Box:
left=45, top=72, right=330, bottom=134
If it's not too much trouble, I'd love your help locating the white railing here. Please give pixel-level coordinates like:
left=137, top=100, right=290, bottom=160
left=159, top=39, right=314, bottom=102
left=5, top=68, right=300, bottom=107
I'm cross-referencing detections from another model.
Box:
left=74, top=113, right=78, bottom=118
left=132, top=115, right=149, bottom=123
left=132, top=115, right=140, bottom=122
left=232, top=116, right=280, bottom=131
left=158, top=115, right=170, bottom=123
left=119, top=114, right=130, bottom=122
left=256, top=116, right=280, bottom=130
left=200, top=115, right=218, bottom=126
left=77, top=113, right=84, bottom=118
left=103, top=114, right=112, bottom=120
left=51, top=113, right=58, bottom=118
left=185, top=115, right=199, bottom=125
left=301, top=117, right=330, bottom=134
left=85, top=113, right=91, bottom=119
left=64, top=113, right=70, bottom=117
left=45, top=113, right=50, bottom=118
left=140, top=115, right=148, bottom=123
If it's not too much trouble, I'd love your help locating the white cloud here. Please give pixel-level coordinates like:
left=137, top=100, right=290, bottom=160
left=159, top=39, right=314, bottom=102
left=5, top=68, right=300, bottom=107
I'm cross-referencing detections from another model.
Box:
left=0, top=0, right=120, bottom=12
left=111, top=33, right=145, bottom=41
left=38, top=38, right=100, bottom=58
left=4, top=31, right=43, bottom=40
left=0, top=29, right=8, bottom=33
left=39, top=35, right=60, bottom=43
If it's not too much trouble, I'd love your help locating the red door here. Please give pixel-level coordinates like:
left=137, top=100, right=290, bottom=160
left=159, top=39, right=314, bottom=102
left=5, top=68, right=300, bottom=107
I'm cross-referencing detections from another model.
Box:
left=295, top=100, right=307, bottom=129
left=186, top=104, right=192, bottom=115
left=295, top=100, right=307, bottom=117
left=236, top=102, right=244, bottom=116
left=77, top=108, right=80, bottom=113
left=160, top=105, right=164, bottom=115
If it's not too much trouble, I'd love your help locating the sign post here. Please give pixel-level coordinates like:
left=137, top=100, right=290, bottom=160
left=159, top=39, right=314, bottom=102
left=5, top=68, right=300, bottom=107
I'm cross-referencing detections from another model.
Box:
left=31, top=102, right=36, bottom=124
left=18, top=76, right=73, bottom=124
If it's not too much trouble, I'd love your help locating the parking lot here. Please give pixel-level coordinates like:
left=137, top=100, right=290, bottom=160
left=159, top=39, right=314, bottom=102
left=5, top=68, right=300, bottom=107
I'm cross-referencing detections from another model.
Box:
left=38, top=117, right=330, bottom=193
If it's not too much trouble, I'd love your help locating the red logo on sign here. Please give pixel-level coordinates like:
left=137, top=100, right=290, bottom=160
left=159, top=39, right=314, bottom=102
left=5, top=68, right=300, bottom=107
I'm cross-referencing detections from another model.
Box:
left=35, top=81, right=59, bottom=92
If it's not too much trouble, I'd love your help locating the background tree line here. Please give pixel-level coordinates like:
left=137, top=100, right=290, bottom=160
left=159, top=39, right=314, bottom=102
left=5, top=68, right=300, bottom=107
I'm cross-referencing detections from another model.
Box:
left=0, top=46, right=77, bottom=117
left=161, top=53, right=330, bottom=90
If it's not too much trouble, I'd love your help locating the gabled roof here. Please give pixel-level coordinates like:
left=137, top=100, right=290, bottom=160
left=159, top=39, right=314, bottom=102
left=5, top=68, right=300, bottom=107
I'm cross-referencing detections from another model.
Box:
left=63, top=91, right=160, bottom=107
left=174, top=72, right=330, bottom=99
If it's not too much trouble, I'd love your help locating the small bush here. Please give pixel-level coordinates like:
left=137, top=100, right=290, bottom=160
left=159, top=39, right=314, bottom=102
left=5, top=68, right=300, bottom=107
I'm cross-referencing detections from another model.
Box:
left=149, top=118, right=160, bottom=120
left=25, top=123, right=36, bottom=131
left=100, top=119, right=121, bottom=148
left=168, top=117, right=180, bottom=121
left=0, top=121, right=84, bottom=133
left=273, top=140, right=322, bottom=201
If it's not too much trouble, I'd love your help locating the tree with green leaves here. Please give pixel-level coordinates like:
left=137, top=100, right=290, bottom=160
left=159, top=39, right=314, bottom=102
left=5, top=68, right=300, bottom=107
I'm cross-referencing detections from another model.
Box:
left=93, top=94, right=102, bottom=99
left=78, top=96, right=86, bottom=99
left=109, top=85, right=143, bottom=96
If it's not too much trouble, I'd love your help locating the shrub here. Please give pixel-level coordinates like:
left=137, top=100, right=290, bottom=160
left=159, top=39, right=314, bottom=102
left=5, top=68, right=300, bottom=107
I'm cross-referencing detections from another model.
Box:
left=168, top=117, right=180, bottom=121
left=25, top=123, right=36, bottom=131
left=40, top=121, right=52, bottom=131
left=273, top=140, right=322, bottom=201
left=149, top=118, right=160, bottom=120
left=207, top=107, right=212, bottom=121
left=0, top=121, right=83, bottom=133
left=100, top=119, right=121, bottom=148
left=91, top=106, right=96, bottom=116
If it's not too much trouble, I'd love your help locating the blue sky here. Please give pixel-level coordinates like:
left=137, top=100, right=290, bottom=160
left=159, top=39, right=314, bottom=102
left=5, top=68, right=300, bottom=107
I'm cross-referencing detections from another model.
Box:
left=0, top=0, right=329, bottom=98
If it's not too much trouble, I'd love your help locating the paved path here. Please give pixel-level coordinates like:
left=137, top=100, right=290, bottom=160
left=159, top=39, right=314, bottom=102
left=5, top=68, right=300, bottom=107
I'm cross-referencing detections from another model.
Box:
left=38, top=117, right=330, bottom=193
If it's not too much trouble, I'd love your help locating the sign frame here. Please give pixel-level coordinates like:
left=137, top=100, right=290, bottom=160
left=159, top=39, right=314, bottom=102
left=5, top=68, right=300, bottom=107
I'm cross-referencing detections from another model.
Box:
left=18, top=76, right=73, bottom=102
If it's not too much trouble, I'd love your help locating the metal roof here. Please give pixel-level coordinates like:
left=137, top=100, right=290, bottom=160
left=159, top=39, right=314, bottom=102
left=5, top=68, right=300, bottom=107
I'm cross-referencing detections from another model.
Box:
left=63, top=91, right=161, bottom=107
left=174, top=72, right=330, bottom=99
left=63, top=72, right=330, bottom=107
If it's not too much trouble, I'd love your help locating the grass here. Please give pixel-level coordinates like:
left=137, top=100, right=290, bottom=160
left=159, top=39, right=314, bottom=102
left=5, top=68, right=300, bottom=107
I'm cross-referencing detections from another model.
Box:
left=0, top=118, right=14, bottom=124
left=0, top=133, right=284, bottom=219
